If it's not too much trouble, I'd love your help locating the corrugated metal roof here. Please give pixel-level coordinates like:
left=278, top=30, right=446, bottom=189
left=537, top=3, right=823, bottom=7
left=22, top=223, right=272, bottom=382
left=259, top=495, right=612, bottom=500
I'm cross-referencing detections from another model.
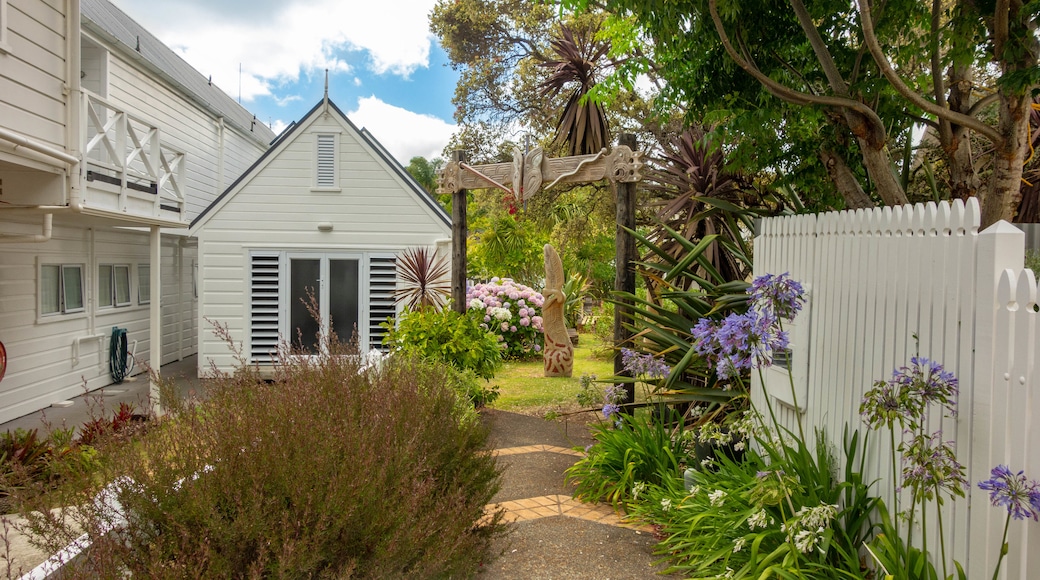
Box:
left=80, top=0, right=276, bottom=145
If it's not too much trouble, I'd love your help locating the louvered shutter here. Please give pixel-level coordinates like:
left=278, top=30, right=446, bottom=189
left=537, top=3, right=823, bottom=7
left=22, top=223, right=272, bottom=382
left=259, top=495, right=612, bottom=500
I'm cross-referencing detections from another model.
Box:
left=250, top=254, right=281, bottom=363
left=316, top=134, right=336, bottom=187
left=368, top=256, right=397, bottom=351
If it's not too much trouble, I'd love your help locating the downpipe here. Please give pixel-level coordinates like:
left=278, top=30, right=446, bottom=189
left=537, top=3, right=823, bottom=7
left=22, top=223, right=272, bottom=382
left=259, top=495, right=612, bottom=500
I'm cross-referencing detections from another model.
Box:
left=0, top=213, right=52, bottom=243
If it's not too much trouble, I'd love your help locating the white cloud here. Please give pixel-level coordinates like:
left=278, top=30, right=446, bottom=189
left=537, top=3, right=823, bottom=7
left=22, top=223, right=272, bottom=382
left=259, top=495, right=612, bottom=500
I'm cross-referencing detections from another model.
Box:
left=112, top=0, right=437, bottom=101
left=348, top=96, right=455, bottom=163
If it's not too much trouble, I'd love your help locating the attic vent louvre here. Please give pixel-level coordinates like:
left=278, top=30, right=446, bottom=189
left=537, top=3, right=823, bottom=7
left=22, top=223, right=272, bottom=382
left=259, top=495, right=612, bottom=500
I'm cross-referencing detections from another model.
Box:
left=316, top=134, right=336, bottom=187
left=250, top=254, right=281, bottom=363
left=368, top=256, right=397, bottom=351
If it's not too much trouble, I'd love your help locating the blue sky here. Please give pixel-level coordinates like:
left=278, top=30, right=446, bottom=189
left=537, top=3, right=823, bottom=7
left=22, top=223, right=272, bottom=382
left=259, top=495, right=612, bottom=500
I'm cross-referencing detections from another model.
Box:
left=110, top=0, right=461, bottom=163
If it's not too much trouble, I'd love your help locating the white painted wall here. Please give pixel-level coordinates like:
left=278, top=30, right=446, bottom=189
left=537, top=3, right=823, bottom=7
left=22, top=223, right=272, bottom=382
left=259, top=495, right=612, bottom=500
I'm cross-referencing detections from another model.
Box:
left=197, top=110, right=451, bottom=373
left=0, top=214, right=197, bottom=423
left=0, top=0, right=67, bottom=151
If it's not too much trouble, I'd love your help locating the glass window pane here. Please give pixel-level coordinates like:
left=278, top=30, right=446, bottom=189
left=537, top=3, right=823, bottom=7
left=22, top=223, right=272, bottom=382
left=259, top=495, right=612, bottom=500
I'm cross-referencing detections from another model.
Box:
left=98, top=265, right=113, bottom=308
left=41, top=265, right=60, bottom=315
left=63, top=265, right=84, bottom=312
left=138, top=265, right=150, bottom=304
left=329, top=259, right=359, bottom=343
left=290, top=259, right=321, bottom=354
left=114, top=265, right=130, bottom=306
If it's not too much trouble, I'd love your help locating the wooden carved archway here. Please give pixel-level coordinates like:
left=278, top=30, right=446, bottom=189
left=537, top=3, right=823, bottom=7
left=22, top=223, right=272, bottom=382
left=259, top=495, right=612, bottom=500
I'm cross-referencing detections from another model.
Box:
left=438, top=135, right=643, bottom=386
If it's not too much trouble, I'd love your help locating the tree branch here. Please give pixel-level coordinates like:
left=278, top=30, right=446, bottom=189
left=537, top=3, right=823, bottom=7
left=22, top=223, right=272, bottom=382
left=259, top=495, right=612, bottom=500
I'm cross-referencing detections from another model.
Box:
left=707, top=0, right=888, bottom=128
left=968, top=92, right=1001, bottom=116
left=788, top=0, right=849, bottom=95
left=857, top=0, right=1002, bottom=143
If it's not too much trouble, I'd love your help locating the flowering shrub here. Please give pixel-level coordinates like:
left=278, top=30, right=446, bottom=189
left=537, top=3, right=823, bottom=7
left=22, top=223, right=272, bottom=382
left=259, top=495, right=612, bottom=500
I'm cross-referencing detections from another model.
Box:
left=466, top=277, right=545, bottom=359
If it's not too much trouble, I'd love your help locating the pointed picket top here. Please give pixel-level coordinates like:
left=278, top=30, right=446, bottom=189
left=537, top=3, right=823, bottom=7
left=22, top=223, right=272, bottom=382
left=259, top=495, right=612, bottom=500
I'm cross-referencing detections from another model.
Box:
left=892, top=204, right=907, bottom=236
left=964, top=196, right=981, bottom=233
left=998, top=269, right=1018, bottom=312
left=938, top=201, right=953, bottom=236
left=923, top=201, right=939, bottom=236
left=800, top=213, right=816, bottom=236
left=849, top=208, right=863, bottom=234
left=909, top=203, right=925, bottom=236
left=951, top=198, right=967, bottom=235
left=838, top=210, right=850, bottom=234
left=882, top=205, right=896, bottom=236
left=1012, top=267, right=1038, bottom=311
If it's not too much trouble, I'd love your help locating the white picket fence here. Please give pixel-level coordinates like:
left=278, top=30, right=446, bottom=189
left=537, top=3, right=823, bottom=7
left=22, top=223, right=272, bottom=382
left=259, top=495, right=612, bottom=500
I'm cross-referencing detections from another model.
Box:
left=752, top=197, right=1039, bottom=579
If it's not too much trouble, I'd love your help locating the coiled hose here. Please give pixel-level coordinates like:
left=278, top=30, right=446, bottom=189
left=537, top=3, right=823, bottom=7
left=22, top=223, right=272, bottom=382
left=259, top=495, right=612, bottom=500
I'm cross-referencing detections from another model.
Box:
left=109, top=327, right=135, bottom=383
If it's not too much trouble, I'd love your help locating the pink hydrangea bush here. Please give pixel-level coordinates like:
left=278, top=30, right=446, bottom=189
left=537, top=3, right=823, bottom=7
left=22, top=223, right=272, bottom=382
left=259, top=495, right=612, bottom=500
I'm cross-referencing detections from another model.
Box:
left=466, top=278, right=545, bottom=359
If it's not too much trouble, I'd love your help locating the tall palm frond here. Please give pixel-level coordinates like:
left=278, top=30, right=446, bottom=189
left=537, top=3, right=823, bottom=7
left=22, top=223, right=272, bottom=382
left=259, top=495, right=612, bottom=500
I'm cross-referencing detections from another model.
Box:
left=538, top=24, right=611, bottom=156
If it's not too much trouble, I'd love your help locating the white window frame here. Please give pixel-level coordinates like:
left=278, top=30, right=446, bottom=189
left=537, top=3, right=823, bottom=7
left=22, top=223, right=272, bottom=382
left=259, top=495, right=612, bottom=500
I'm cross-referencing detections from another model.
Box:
left=312, top=132, right=341, bottom=191
left=98, top=263, right=132, bottom=309
left=138, top=264, right=151, bottom=304
left=0, top=0, right=10, bottom=55
left=39, top=263, right=86, bottom=317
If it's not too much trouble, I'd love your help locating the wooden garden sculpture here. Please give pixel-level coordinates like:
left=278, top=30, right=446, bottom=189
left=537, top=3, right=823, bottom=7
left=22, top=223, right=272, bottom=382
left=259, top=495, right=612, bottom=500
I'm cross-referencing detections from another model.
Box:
left=541, top=244, right=573, bottom=377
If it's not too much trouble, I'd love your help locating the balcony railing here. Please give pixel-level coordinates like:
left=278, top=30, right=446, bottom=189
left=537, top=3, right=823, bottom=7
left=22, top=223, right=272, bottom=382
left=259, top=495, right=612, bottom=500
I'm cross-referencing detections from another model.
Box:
left=81, top=92, right=186, bottom=219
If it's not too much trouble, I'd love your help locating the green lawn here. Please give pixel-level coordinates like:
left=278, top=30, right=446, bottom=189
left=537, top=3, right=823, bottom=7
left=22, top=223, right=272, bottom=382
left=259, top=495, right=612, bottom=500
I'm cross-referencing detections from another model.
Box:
left=488, top=334, right=615, bottom=414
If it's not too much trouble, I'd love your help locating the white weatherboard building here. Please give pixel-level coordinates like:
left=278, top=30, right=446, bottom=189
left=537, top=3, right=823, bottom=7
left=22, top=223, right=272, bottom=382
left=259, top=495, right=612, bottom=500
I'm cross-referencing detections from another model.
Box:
left=190, top=97, right=452, bottom=373
left=0, top=0, right=275, bottom=423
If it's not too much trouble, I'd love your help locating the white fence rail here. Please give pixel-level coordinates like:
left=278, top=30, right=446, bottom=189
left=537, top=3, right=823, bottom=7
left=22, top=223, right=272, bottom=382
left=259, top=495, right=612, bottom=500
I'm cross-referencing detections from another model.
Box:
left=753, top=198, right=1039, bottom=578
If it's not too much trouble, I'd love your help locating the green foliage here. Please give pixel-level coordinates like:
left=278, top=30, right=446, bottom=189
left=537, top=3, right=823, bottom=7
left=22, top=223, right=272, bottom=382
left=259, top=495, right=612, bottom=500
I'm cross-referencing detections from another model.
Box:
left=450, top=367, right=502, bottom=408
left=384, top=307, right=503, bottom=380
left=18, top=345, right=505, bottom=578
left=0, top=427, right=101, bottom=513
left=404, top=155, right=443, bottom=196
left=627, top=426, right=877, bottom=578
left=565, top=414, right=686, bottom=508
left=617, top=224, right=751, bottom=407
left=1026, top=249, right=1040, bottom=274
left=562, top=272, right=590, bottom=328
left=468, top=213, right=549, bottom=287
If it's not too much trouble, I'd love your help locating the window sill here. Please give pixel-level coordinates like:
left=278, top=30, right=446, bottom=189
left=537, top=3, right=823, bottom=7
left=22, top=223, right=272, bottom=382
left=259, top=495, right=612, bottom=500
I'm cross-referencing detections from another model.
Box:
left=36, top=310, right=88, bottom=325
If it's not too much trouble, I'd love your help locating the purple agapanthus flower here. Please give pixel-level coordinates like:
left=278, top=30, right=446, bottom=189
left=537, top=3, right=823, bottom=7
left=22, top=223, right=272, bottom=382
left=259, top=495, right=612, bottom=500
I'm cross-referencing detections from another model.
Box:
left=978, top=465, right=1040, bottom=521
left=620, top=348, right=671, bottom=380
left=602, top=403, right=620, bottom=419
left=749, top=272, right=805, bottom=321
left=711, top=310, right=789, bottom=379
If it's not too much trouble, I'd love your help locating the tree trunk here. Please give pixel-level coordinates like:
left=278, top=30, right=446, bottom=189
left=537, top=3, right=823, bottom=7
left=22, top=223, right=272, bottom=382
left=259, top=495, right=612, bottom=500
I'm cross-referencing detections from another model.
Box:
left=981, top=92, right=1032, bottom=227
left=819, top=148, right=874, bottom=209
left=843, top=110, right=909, bottom=207
left=943, top=65, right=981, bottom=202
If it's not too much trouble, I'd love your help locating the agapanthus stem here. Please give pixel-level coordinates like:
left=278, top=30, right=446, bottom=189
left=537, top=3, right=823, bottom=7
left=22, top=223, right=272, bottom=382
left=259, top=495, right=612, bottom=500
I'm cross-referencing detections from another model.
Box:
left=992, top=512, right=1011, bottom=580
left=935, top=483, right=948, bottom=580
left=889, top=425, right=900, bottom=545
left=776, top=319, right=806, bottom=444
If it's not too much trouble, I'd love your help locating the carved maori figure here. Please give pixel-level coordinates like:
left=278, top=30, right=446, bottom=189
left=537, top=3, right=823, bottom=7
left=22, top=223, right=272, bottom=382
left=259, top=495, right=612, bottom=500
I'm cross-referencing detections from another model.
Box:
left=541, top=244, right=573, bottom=377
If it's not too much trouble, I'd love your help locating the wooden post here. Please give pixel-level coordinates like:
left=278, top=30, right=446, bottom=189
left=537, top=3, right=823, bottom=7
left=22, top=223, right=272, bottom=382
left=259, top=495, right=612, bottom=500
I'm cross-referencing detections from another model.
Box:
left=451, top=150, right=468, bottom=314
left=613, top=133, right=638, bottom=410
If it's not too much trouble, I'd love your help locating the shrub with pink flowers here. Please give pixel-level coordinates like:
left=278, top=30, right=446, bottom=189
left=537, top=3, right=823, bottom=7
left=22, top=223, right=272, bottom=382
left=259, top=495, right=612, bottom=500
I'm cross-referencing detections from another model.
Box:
left=466, top=277, right=545, bottom=359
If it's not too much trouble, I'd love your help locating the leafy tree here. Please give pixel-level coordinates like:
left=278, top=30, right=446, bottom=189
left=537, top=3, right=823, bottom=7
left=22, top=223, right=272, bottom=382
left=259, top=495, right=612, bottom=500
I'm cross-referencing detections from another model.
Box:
left=405, top=156, right=443, bottom=194
left=572, top=0, right=1040, bottom=226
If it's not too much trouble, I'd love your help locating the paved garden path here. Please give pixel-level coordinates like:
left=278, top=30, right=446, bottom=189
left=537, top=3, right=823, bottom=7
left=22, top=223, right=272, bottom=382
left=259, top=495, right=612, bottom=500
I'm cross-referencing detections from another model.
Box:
left=480, top=409, right=676, bottom=579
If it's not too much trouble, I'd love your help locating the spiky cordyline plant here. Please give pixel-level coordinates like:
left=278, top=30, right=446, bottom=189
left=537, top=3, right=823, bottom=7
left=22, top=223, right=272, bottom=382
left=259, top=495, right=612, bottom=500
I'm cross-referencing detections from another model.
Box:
left=394, top=246, right=451, bottom=312
left=643, top=125, right=764, bottom=288
left=538, top=23, right=611, bottom=156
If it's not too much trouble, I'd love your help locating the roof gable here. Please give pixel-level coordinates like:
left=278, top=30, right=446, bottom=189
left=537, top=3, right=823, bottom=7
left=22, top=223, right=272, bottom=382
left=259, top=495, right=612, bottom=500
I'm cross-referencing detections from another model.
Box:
left=189, top=98, right=452, bottom=233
